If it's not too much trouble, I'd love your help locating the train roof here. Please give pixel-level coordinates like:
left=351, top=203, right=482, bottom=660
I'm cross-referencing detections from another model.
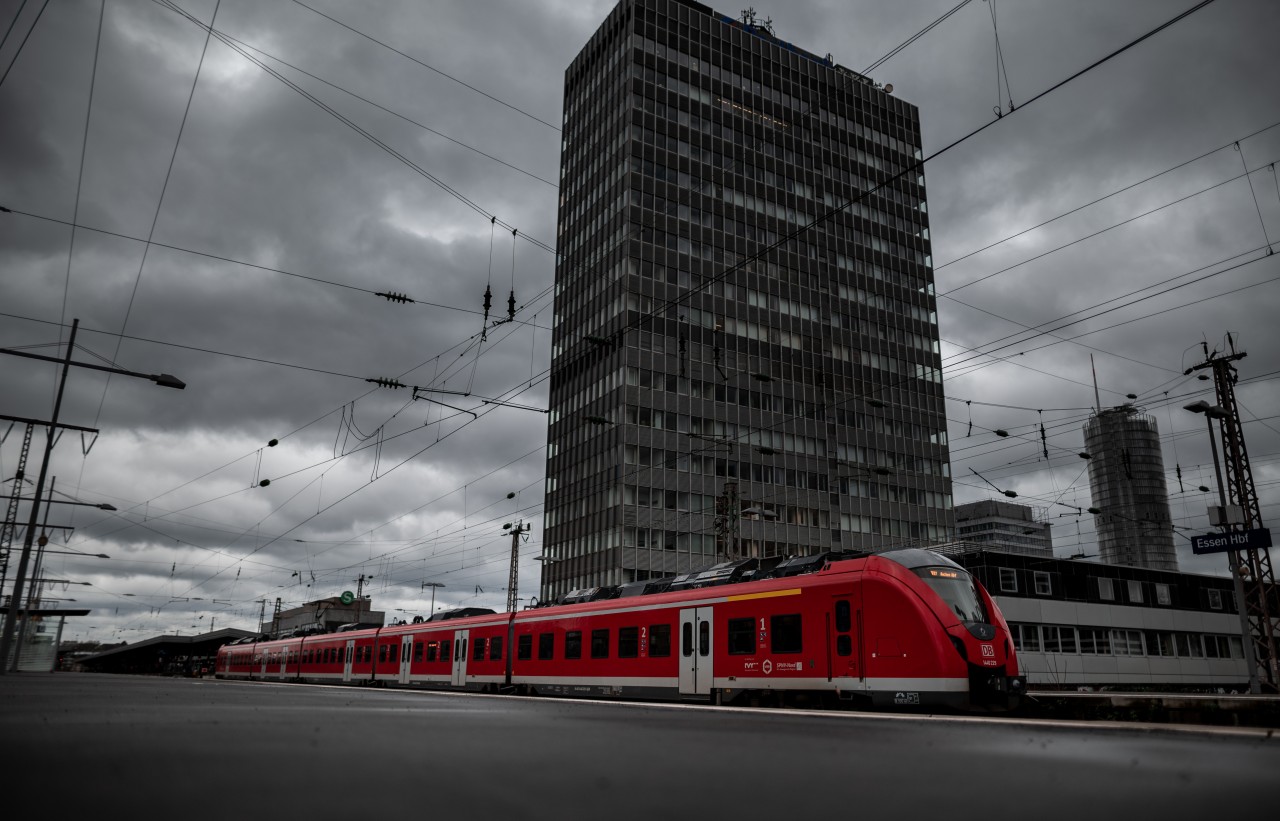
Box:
left=224, top=548, right=966, bottom=650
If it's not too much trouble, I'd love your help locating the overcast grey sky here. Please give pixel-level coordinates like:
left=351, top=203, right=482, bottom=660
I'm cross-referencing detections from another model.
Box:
left=1, top=0, right=1278, bottom=642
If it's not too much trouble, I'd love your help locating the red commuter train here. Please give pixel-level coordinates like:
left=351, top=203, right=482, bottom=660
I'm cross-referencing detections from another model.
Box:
left=216, top=548, right=1026, bottom=711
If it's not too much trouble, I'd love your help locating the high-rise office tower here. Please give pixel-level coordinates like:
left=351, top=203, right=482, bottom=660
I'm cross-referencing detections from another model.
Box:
left=955, top=500, right=1053, bottom=558
left=1084, top=406, right=1179, bottom=571
left=541, top=0, right=952, bottom=601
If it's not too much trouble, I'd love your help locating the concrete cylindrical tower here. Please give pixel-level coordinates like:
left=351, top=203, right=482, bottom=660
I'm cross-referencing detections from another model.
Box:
left=1084, top=406, right=1178, bottom=571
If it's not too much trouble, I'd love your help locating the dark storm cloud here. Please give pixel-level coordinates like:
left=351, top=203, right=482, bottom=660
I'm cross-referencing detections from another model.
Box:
left=3, top=0, right=1278, bottom=638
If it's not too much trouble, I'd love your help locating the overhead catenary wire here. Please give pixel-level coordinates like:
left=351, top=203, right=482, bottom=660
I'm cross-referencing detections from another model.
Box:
left=288, top=0, right=561, bottom=133
left=934, top=119, right=1280, bottom=272
left=57, top=0, right=106, bottom=394
left=0, top=206, right=554, bottom=331
left=154, top=0, right=558, bottom=258
left=94, top=0, right=220, bottom=424
left=0, top=0, right=48, bottom=89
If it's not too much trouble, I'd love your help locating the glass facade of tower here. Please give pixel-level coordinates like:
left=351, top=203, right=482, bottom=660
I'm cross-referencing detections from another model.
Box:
left=541, top=0, right=953, bottom=601
left=1084, top=406, right=1179, bottom=572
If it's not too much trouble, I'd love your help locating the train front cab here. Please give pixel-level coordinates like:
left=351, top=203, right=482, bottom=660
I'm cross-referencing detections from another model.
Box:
left=864, top=550, right=1026, bottom=711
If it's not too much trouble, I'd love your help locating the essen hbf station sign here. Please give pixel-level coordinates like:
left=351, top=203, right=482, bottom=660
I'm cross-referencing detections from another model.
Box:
left=1191, top=528, right=1272, bottom=555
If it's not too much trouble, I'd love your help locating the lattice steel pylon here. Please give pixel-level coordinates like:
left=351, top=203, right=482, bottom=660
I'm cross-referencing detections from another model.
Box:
left=0, top=424, right=35, bottom=600
left=1189, top=338, right=1279, bottom=692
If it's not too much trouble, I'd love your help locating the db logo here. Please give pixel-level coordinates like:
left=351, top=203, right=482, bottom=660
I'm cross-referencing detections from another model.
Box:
left=762, top=659, right=773, bottom=675
left=980, top=644, right=995, bottom=658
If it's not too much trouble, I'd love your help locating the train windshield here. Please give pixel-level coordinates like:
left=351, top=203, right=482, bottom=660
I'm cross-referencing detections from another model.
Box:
left=914, top=567, right=989, bottom=624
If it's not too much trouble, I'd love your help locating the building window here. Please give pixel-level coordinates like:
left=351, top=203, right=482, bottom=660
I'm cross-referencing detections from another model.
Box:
left=1208, top=589, right=1223, bottom=610
left=1155, top=583, right=1171, bottom=606
left=1097, top=578, right=1115, bottom=601
left=998, top=568, right=1017, bottom=593
left=649, top=624, right=671, bottom=657
left=1110, top=629, right=1144, bottom=656
left=1043, top=625, right=1077, bottom=654
left=619, top=627, right=640, bottom=658
left=728, top=618, right=755, bottom=654
left=1127, top=580, right=1144, bottom=604
left=565, top=631, right=582, bottom=659
left=591, top=628, right=610, bottom=659
left=1033, top=571, right=1052, bottom=596
left=1079, top=628, right=1110, bottom=655
left=771, top=614, right=803, bottom=654
left=1015, top=623, right=1040, bottom=652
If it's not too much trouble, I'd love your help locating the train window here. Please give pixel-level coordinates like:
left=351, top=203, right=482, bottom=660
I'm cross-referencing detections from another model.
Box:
left=518, top=635, right=533, bottom=660
left=565, top=631, right=583, bottom=659
left=413, top=642, right=423, bottom=663
left=458, top=639, right=466, bottom=661
left=390, top=644, right=398, bottom=663
left=836, top=635, right=852, bottom=657
left=591, top=629, right=610, bottom=659
left=379, top=645, right=388, bottom=663
left=538, top=633, right=555, bottom=660
left=649, top=624, right=671, bottom=657
left=618, top=627, right=639, bottom=658
left=835, top=600, right=851, bottom=633
left=490, top=636, right=503, bottom=661
left=427, top=642, right=438, bottom=662
left=682, top=622, right=693, bottom=657
left=770, top=614, right=802, bottom=654
left=473, top=638, right=487, bottom=661
left=440, top=639, right=452, bottom=662
left=698, top=621, right=709, bottom=657
left=347, top=647, right=353, bottom=663
left=915, top=567, right=989, bottom=624
left=727, top=618, right=755, bottom=654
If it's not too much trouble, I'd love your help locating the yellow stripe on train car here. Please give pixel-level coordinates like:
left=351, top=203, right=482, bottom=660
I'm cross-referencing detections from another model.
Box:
left=724, top=588, right=802, bottom=603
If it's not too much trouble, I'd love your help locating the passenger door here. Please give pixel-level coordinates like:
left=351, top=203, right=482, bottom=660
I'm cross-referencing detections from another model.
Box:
left=400, top=635, right=414, bottom=684
left=678, top=607, right=714, bottom=696
left=828, top=596, right=863, bottom=683
left=343, top=639, right=355, bottom=682
left=451, top=629, right=469, bottom=686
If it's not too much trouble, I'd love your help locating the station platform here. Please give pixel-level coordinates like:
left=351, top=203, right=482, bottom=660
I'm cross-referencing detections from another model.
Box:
left=1019, top=690, right=1280, bottom=728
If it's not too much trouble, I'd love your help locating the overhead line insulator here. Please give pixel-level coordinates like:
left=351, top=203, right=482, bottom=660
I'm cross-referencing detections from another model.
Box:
left=367, top=377, right=407, bottom=389
left=376, top=291, right=416, bottom=304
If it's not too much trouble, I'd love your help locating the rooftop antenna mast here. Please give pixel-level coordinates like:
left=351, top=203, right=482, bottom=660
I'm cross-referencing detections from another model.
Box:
left=1091, top=354, right=1102, bottom=412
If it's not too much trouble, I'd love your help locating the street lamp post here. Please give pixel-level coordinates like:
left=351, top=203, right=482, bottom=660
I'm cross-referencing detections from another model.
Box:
left=0, top=319, right=185, bottom=673
left=421, top=581, right=445, bottom=615
left=1185, top=400, right=1260, bottom=694
left=503, top=521, right=533, bottom=613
